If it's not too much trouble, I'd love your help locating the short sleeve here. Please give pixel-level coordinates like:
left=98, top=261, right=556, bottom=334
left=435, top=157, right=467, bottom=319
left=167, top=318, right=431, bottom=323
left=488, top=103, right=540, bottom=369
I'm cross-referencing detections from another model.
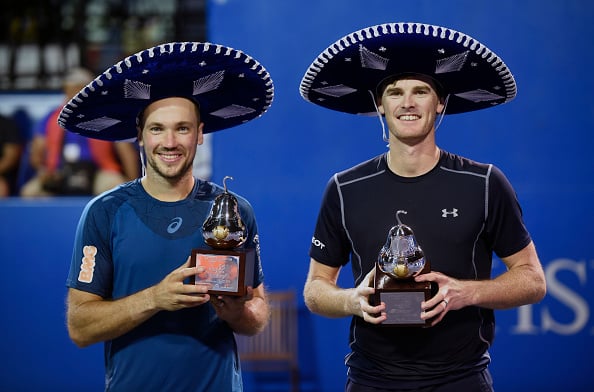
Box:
left=486, top=165, right=532, bottom=258
left=308, top=175, right=351, bottom=267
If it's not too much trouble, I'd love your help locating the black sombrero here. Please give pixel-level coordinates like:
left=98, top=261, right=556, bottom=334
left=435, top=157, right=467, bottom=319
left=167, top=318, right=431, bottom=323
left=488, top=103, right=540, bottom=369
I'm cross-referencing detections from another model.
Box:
left=299, top=22, right=516, bottom=115
left=59, top=42, right=274, bottom=141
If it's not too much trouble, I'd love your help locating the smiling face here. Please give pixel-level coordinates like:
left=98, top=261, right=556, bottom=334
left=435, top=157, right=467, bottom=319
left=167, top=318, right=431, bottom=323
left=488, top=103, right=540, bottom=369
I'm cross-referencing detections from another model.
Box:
left=137, top=97, right=204, bottom=183
left=378, top=77, right=444, bottom=145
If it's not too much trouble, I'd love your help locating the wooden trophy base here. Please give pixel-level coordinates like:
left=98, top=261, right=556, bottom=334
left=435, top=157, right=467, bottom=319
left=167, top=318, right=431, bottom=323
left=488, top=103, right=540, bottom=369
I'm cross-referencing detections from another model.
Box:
left=372, top=267, right=433, bottom=327
left=190, top=248, right=255, bottom=296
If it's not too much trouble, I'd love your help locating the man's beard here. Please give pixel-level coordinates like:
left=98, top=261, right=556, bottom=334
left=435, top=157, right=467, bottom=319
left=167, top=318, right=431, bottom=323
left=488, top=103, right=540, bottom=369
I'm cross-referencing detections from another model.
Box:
left=146, top=153, right=193, bottom=182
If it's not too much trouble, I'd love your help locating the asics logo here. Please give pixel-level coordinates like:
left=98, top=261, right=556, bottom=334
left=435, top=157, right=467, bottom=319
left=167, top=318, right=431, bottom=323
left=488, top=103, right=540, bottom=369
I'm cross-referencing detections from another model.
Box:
left=167, top=217, right=183, bottom=233
left=441, top=208, right=459, bottom=218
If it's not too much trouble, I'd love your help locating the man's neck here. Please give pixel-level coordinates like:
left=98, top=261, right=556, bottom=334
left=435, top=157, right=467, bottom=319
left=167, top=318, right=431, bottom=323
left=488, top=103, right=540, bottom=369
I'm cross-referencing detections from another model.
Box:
left=387, top=142, right=441, bottom=177
left=141, top=173, right=195, bottom=202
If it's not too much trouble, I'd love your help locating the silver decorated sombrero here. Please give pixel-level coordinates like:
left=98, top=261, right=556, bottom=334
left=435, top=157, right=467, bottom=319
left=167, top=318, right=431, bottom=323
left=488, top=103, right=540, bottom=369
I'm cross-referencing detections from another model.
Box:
left=59, top=42, right=274, bottom=141
left=299, top=22, right=516, bottom=115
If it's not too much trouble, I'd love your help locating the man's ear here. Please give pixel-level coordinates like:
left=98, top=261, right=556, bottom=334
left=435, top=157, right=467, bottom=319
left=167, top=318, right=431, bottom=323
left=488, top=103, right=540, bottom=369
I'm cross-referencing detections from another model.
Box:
left=197, top=122, right=205, bottom=145
left=436, top=101, right=445, bottom=114
left=378, top=103, right=385, bottom=115
left=137, top=128, right=143, bottom=146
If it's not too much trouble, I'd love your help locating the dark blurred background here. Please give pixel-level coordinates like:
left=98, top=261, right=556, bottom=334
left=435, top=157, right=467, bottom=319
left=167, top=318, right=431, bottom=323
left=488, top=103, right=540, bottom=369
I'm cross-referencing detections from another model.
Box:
left=0, top=0, right=206, bottom=90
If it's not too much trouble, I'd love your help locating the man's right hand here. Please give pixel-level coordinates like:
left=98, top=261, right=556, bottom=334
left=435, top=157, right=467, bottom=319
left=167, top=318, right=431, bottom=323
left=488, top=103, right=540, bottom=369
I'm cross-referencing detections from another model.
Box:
left=150, top=256, right=212, bottom=311
left=350, top=268, right=387, bottom=324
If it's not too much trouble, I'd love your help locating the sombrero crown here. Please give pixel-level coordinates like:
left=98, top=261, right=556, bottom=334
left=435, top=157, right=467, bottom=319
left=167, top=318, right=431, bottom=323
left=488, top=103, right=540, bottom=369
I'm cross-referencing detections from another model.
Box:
left=299, top=22, right=516, bottom=115
left=59, top=42, right=274, bottom=141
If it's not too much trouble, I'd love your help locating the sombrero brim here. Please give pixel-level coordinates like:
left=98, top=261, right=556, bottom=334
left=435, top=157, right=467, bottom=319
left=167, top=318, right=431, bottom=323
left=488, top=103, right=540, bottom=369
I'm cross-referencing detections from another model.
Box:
left=299, top=22, right=516, bottom=115
left=59, top=42, right=274, bottom=141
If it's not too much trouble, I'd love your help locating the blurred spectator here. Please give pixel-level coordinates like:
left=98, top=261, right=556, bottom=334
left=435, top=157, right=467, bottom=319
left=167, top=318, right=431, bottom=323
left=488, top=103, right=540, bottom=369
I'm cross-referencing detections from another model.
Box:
left=20, top=68, right=139, bottom=197
left=0, top=114, right=23, bottom=197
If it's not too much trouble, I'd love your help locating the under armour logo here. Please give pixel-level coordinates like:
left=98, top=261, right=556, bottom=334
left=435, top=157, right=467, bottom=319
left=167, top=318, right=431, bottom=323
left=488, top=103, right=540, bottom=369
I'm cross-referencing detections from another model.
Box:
left=167, top=217, right=183, bottom=234
left=441, top=208, right=459, bottom=218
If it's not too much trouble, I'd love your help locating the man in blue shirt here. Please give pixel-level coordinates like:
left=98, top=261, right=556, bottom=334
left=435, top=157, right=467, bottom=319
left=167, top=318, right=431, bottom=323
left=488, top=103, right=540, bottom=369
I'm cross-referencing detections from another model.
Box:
left=64, top=42, right=275, bottom=391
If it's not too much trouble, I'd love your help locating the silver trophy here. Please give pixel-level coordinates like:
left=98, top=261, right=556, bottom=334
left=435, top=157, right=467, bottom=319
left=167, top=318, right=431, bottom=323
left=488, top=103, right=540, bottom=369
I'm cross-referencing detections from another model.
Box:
left=191, top=176, right=255, bottom=296
left=372, top=210, right=433, bottom=326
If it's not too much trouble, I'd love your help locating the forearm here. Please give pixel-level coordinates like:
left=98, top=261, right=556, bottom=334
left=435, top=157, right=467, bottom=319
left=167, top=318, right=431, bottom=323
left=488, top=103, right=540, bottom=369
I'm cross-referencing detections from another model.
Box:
left=304, top=277, right=358, bottom=318
left=0, top=145, right=21, bottom=174
left=67, top=287, right=159, bottom=347
left=115, top=142, right=140, bottom=180
left=471, top=242, right=546, bottom=309
left=0, top=158, right=14, bottom=173
left=227, top=295, right=270, bottom=336
left=0, top=160, right=10, bottom=174
left=469, top=263, right=546, bottom=309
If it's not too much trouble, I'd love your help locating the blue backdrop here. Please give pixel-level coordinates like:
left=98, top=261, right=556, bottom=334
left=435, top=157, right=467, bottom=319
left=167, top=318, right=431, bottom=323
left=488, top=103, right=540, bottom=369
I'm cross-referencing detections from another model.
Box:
left=1, top=1, right=593, bottom=391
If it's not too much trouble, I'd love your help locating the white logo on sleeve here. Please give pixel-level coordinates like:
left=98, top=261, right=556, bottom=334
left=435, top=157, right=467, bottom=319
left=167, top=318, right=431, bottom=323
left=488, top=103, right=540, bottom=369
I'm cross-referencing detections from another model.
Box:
left=312, top=236, right=326, bottom=250
left=78, top=245, right=97, bottom=283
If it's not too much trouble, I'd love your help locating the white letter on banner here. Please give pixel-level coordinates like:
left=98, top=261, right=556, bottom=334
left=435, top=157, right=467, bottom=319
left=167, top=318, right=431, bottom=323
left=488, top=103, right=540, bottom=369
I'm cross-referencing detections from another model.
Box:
left=511, top=304, right=539, bottom=334
left=541, top=258, right=589, bottom=335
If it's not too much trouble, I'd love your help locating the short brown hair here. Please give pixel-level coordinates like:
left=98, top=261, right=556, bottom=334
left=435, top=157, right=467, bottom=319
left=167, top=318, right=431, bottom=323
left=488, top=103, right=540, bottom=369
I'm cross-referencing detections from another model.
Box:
left=376, top=73, right=446, bottom=103
left=136, top=97, right=201, bottom=129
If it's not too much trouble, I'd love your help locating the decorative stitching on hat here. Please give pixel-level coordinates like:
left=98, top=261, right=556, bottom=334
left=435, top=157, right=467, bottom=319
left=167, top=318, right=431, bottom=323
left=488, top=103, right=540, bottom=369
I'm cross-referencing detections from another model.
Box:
left=76, top=117, right=122, bottom=132
left=435, top=51, right=469, bottom=74
left=454, top=89, right=505, bottom=103
left=360, top=45, right=389, bottom=70
left=124, top=79, right=151, bottom=100
left=313, top=85, right=357, bottom=98
left=210, top=105, right=256, bottom=119
left=193, top=70, right=225, bottom=95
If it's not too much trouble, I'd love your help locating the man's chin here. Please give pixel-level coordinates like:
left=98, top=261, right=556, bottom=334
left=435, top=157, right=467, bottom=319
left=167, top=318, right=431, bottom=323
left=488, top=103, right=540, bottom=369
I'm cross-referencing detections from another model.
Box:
left=153, top=165, right=193, bottom=182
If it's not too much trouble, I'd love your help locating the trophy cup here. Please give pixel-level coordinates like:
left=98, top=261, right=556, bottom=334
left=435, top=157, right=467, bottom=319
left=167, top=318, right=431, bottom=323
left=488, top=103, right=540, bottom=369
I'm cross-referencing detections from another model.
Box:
left=372, top=210, right=434, bottom=326
left=190, top=176, right=255, bottom=296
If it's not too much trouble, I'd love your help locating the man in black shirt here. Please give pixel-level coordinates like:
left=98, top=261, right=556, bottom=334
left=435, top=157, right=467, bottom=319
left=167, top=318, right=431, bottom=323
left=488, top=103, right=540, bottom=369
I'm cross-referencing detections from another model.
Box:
left=300, top=22, right=546, bottom=392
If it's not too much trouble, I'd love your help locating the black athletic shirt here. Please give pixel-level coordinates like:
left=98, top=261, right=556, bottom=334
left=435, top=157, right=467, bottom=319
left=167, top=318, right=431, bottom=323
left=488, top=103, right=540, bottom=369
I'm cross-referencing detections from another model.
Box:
left=309, top=150, right=531, bottom=388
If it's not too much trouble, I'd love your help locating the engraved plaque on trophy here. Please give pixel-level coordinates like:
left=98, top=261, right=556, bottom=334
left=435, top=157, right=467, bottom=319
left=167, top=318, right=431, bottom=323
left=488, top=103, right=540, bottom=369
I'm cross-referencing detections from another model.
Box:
left=371, top=210, right=433, bottom=327
left=190, top=176, right=255, bottom=296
